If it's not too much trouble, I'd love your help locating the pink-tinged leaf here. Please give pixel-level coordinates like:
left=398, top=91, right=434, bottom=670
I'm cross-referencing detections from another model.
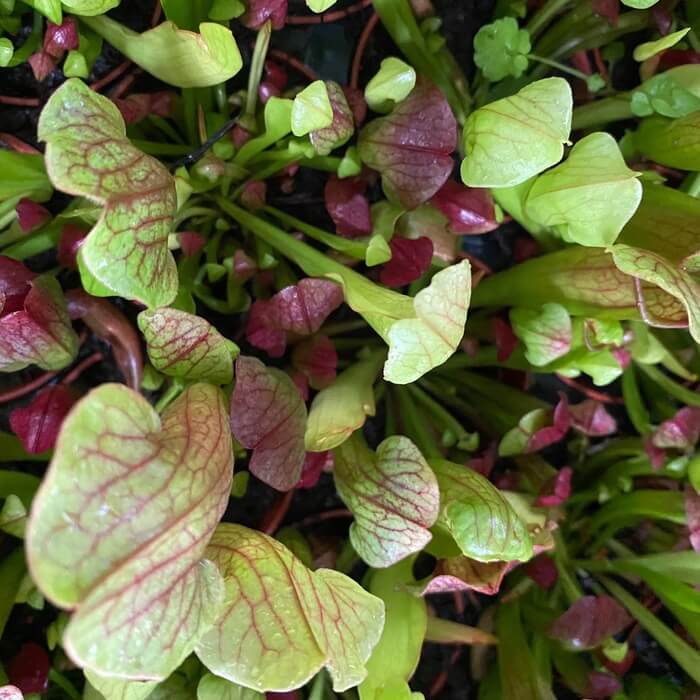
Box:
left=569, top=399, right=617, bottom=436
left=310, top=81, right=354, bottom=157
left=499, top=401, right=571, bottom=457
left=232, top=249, right=257, bottom=282
left=0, top=686, right=23, bottom=700
left=334, top=433, right=439, bottom=568
left=242, top=0, right=287, bottom=29
left=343, top=85, right=367, bottom=126
left=324, top=176, right=372, bottom=238
left=297, top=450, right=331, bottom=489
left=28, top=51, right=56, bottom=81
left=431, top=180, right=499, bottom=234
left=138, top=307, right=236, bottom=385
left=0, top=276, right=78, bottom=372
left=44, top=17, right=79, bottom=57
left=195, top=524, right=385, bottom=692
left=57, top=224, right=87, bottom=269
left=591, top=0, right=619, bottom=25
left=524, top=554, right=559, bottom=590
left=644, top=436, right=667, bottom=470
left=492, top=316, right=518, bottom=362
left=114, top=92, right=175, bottom=125
left=9, top=385, right=79, bottom=454
left=510, top=302, right=572, bottom=367
left=39, top=79, right=178, bottom=308
left=7, top=643, right=49, bottom=695
left=291, top=334, right=337, bottom=390
left=468, top=443, right=497, bottom=478
left=420, top=557, right=513, bottom=596
left=652, top=406, right=700, bottom=450
left=358, top=79, right=457, bottom=209
left=246, top=279, right=344, bottom=357
left=534, top=467, right=573, bottom=508
left=528, top=400, right=571, bottom=453
left=379, top=236, right=433, bottom=287
left=16, top=198, right=50, bottom=233
left=0, top=256, right=35, bottom=315
left=584, top=672, right=622, bottom=699
left=66, top=289, right=143, bottom=390
left=240, top=180, right=267, bottom=210
left=548, top=596, right=631, bottom=650
left=398, top=204, right=458, bottom=264
left=685, top=486, right=700, bottom=552
left=264, top=60, right=288, bottom=90
left=178, top=231, right=206, bottom=257
left=26, top=383, right=233, bottom=680
left=290, top=370, right=310, bottom=401
left=230, top=356, right=307, bottom=491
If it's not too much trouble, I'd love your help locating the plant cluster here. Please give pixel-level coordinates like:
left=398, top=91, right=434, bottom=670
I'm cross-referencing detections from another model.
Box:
left=1, top=0, right=700, bottom=698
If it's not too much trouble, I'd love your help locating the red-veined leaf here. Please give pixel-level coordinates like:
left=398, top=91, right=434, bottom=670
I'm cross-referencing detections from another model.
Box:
left=431, top=180, right=499, bottom=234
left=379, top=236, right=433, bottom=287
left=291, top=334, right=337, bottom=390
left=324, top=176, right=372, bottom=238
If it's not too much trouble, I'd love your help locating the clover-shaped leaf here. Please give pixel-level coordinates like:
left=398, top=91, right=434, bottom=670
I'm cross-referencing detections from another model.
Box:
left=195, top=524, right=385, bottom=692
left=474, top=17, right=531, bottom=82
left=334, top=433, right=439, bottom=567
left=39, top=79, right=178, bottom=308
left=26, top=383, right=234, bottom=680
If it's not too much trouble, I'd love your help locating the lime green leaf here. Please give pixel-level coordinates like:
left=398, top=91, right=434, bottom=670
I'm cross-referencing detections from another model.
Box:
left=0, top=38, right=14, bottom=67
left=62, top=0, right=120, bottom=14
left=631, top=73, right=700, bottom=118
left=310, top=81, right=354, bottom=156
left=474, top=17, right=530, bottom=82
left=209, top=0, right=246, bottom=20
left=85, top=671, right=157, bottom=700
left=461, top=78, right=572, bottom=188
left=334, top=433, right=439, bottom=567
left=138, top=308, right=237, bottom=385
left=611, top=244, right=700, bottom=342
left=511, top=303, right=571, bottom=366
left=305, top=351, right=384, bottom=452
left=26, top=383, right=234, bottom=679
left=359, top=561, right=426, bottom=700
left=63, top=50, right=89, bottom=78
left=196, top=524, right=385, bottom=692
left=0, top=152, right=51, bottom=200
left=524, top=132, right=642, bottom=246
left=21, top=0, right=61, bottom=23
left=0, top=276, right=79, bottom=373
left=431, top=459, right=533, bottom=562
left=365, top=57, right=416, bottom=113
left=306, top=0, right=337, bottom=10
left=81, top=16, right=242, bottom=88
left=621, top=0, right=658, bottom=6
left=634, top=28, right=689, bottom=62
left=292, top=80, right=334, bottom=137
left=198, top=674, right=263, bottom=700
left=633, top=112, right=700, bottom=171
left=234, top=97, right=293, bottom=165
left=39, top=79, right=178, bottom=308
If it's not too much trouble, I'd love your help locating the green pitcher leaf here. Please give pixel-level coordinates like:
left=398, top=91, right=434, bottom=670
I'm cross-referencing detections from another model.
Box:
left=431, top=458, right=533, bottom=562
left=460, top=78, right=572, bottom=188
left=81, top=16, right=242, bottom=88
left=0, top=276, right=78, bottom=373
left=334, top=433, right=439, bottom=568
left=524, top=132, right=642, bottom=246
left=26, top=383, right=234, bottom=680
left=305, top=351, right=384, bottom=452
left=510, top=303, right=572, bottom=366
left=364, top=57, right=416, bottom=113
left=138, top=308, right=237, bottom=385
left=634, top=112, right=700, bottom=171
left=611, top=244, right=700, bottom=342
left=39, top=79, right=178, bottom=308
left=196, top=524, right=385, bottom=692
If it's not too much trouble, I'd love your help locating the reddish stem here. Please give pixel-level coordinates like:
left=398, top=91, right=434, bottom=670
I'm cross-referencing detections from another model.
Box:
left=0, top=371, right=58, bottom=404
left=60, top=351, right=103, bottom=386
left=556, top=373, right=624, bottom=404
left=268, top=49, right=320, bottom=82
left=290, top=508, right=352, bottom=529
left=110, top=71, right=139, bottom=100
left=90, top=60, right=131, bottom=92
left=260, top=489, right=295, bottom=534
left=350, top=11, right=380, bottom=89
left=0, top=95, right=40, bottom=107
left=286, top=0, right=373, bottom=24
left=151, top=0, right=162, bottom=26
left=593, top=47, right=609, bottom=81
left=428, top=649, right=462, bottom=698
left=0, top=133, right=40, bottom=154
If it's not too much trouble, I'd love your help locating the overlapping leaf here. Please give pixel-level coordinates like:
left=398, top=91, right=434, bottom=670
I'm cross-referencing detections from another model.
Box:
left=26, top=383, right=234, bottom=679
left=420, top=556, right=512, bottom=596
left=334, top=433, right=439, bottom=567
left=138, top=308, right=237, bottom=385
left=510, top=303, right=572, bottom=366
left=195, top=524, right=385, bottom=692
left=39, top=79, right=178, bottom=308
left=310, top=81, right=354, bottom=156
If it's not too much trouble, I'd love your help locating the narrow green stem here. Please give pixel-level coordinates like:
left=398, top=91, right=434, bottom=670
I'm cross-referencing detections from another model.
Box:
left=526, top=0, right=573, bottom=39
left=241, top=21, right=272, bottom=132
left=155, top=380, right=184, bottom=413
left=635, top=362, right=700, bottom=408
left=572, top=95, right=634, bottom=130
left=621, top=366, right=651, bottom=435
left=394, top=387, right=442, bottom=459
left=528, top=52, right=590, bottom=81
left=408, top=383, right=474, bottom=446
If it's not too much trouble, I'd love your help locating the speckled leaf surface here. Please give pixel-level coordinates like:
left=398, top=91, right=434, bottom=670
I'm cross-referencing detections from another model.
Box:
left=39, top=79, right=178, bottom=308
left=196, top=524, right=385, bottom=692
left=334, top=434, right=439, bottom=567
left=26, top=383, right=233, bottom=680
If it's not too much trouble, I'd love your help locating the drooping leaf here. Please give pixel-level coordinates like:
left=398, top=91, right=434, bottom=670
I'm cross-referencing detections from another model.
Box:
left=634, top=28, right=689, bottom=62
left=26, top=383, right=233, bottom=679
left=306, top=0, right=337, bottom=10
left=460, top=78, right=572, bottom=188
left=195, top=524, right=385, bottom=692
left=510, top=303, right=572, bottom=366
left=431, top=458, right=533, bottom=562
left=0, top=276, right=79, bottom=373
left=138, top=308, right=236, bottom=385
left=230, top=356, right=307, bottom=491
left=524, top=132, right=642, bottom=247
left=430, top=180, right=499, bottom=235
left=309, top=81, right=354, bottom=156
left=39, top=79, right=178, bottom=308
left=364, top=57, right=416, bottom=114
left=474, top=17, right=531, bottom=82
left=81, top=16, right=242, bottom=88
left=334, top=433, right=439, bottom=568
left=548, top=596, right=631, bottom=650
left=420, top=556, right=513, bottom=596
left=291, top=80, right=334, bottom=137
left=358, top=79, right=457, bottom=209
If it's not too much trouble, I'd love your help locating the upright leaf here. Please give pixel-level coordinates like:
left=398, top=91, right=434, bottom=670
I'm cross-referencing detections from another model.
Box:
left=334, top=433, right=439, bottom=568
left=26, top=383, right=233, bottom=680
left=39, top=79, right=178, bottom=307
left=461, top=78, right=572, bottom=187
left=195, top=524, right=385, bottom=692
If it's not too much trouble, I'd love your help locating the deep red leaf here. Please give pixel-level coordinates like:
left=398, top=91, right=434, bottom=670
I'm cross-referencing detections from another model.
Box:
left=291, top=334, right=338, bottom=390
left=240, top=180, right=267, bottom=210
left=379, top=236, right=433, bottom=287
left=7, top=643, right=49, bottom=694
left=644, top=436, right=667, bottom=470
left=601, top=648, right=635, bottom=676
left=16, top=198, right=50, bottom=233
left=10, top=384, right=79, bottom=454
left=548, top=596, right=631, bottom=650
left=246, top=300, right=286, bottom=357
left=524, top=554, right=559, bottom=590
left=527, top=398, right=571, bottom=452
left=242, top=0, right=287, bottom=29
left=492, top=316, right=518, bottom=362
left=114, top=92, right=174, bottom=124
left=177, top=231, right=206, bottom=257
left=584, top=671, right=622, bottom=699
left=259, top=82, right=281, bottom=104
left=0, top=256, right=35, bottom=315
left=264, top=60, right=288, bottom=90
left=431, top=180, right=499, bottom=234
left=534, top=466, right=573, bottom=507
left=358, top=79, right=457, bottom=209
left=652, top=0, right=674, bottom=35
left=659, top=49, right=700, bottom=70
left=44, top=17, right=79, bottom=57
left=569, top=399, right=617, bottom=436
left=297, top=450, right=332, bottom=489
left=343, top=85, right=367, bottom=126
left=28, top=51, right=56, bottom=81
left=57, top=224, right=87, bottom=269
left=290, top=370, right=310, bottom=401
left=467, top=443, right=497, bottom=478
left=653, top=406, right=700, bottom=450
left=324, top=176, right=372, bottom=238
